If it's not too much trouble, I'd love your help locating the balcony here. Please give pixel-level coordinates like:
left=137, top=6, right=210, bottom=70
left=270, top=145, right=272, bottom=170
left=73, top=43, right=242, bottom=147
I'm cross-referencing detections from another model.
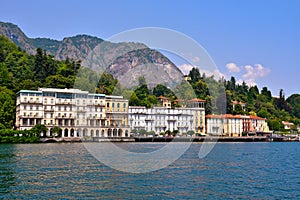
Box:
left=56, top=101, right=74, bottom=105
left=145, top=118, right=154, bottom=121
left=76, top=109, right=87, bottom=112
left=21, top=114, right=42, bottom=118
left=44, top=108, right=55, bottom=112
left=93, top=103, right=105, bottom=107
left=22, top=100, right=42, bottom=104
left=155, top=125, right=167, bottom=128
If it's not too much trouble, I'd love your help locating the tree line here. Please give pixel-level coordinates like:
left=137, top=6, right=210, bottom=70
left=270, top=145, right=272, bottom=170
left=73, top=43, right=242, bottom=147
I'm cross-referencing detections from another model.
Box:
left=1, top=35, right=300, bottom=133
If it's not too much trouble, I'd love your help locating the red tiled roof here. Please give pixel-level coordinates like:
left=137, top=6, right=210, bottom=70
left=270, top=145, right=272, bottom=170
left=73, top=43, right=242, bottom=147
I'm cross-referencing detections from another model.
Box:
left=249, top=115, right=266, bottom=120
left=187, top=98, right=206, bottom=102
left=206, top=114, right=266, bottom=120
left=232, top=100, right=246, bottom=105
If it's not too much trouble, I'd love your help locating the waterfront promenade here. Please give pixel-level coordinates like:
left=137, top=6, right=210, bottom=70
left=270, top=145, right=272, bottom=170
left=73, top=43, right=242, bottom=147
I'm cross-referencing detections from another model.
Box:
left=40, top=135, right=300, bottom=143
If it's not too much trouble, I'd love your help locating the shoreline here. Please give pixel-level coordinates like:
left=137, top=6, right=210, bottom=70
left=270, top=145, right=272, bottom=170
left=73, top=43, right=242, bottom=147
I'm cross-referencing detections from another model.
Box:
left=36, top=136, right=300, bottom=143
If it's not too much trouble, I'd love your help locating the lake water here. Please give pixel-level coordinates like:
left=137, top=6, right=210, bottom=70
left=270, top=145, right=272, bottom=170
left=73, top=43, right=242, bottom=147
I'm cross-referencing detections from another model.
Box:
left=0, top=142, right=300, bottom=199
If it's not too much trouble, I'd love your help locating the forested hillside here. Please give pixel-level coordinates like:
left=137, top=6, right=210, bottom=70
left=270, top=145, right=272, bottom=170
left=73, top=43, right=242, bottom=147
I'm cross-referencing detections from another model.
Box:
left=0, top=35, right=299, bottom=131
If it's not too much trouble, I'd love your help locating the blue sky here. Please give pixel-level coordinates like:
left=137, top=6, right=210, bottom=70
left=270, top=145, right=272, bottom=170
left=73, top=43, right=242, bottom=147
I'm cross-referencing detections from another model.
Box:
left=1, top=0, right=299, bottom=97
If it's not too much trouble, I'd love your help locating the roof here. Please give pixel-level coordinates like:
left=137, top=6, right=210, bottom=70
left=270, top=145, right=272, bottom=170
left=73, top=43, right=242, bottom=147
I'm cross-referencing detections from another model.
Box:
left=17, top=90, right=42, bottom=94
left=249, top=115, right=266, bottom=120
left=38, top=88, right=89, bottom=94
left=282, top=121, right=294, bottom=125
left=206, top=114, right=266, bottom=120
left=88, top=93, right=106, bottom=97
left=206, top=114, right=240, bottom=119
left=232, top=100, right=246, bottom=105
left=158, top=96, right=169, bottom=100
left=188, top=98, right=206, bottom=103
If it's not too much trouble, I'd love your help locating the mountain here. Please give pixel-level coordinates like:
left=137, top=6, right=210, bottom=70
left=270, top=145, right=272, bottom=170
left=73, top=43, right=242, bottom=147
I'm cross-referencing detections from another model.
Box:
left=0, top=22, right=36, bottom=54
left=0, top=21, right=184, bottom=87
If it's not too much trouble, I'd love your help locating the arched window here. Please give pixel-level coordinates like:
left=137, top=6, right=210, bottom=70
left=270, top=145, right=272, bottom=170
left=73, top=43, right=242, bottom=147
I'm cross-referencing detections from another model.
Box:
left=91, top=129, right=94, bottom=137
left=113, top=129, right=117, bottom=137
left=118, top=129, right=122, bottom=137
left=64, top=129, right=68, bottom=137
left=70, top=129, right=75, bottom=137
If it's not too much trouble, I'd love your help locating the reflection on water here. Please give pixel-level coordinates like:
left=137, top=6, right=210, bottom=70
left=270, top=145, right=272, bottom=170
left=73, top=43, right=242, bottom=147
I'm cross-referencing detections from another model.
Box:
left=0, top=143, right=299, bottom=199
left=0, top=144, right=16, bottom=194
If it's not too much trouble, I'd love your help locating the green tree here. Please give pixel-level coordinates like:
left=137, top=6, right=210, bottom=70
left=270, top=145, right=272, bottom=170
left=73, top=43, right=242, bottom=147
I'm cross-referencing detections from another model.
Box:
left=0, top=91, right=15, bottom=129
left=268, top=119, right=284, bottom=131
left=172, top=130, right=179, bottom=136
left=233, top=104, right=244, bottom=115
left=129, top=92, right=140, bottom=106
left=52, top=126, right=62, bottom=137
left=261, top=87, right=272, bottom=102
left=147, top=130, right=155, bottom=136
left=188, top=67, right=200, bottom=83
left=279, top=89, right=285, bottom=100
left=97, top=71, right=118, bottom=95
left=138, top=129, right=147, bottom=136
left=257, top=107, right=270, bottom=119
left=30, top=124, right=47, bottom=137
left=153, top=84, right=175, bottom=98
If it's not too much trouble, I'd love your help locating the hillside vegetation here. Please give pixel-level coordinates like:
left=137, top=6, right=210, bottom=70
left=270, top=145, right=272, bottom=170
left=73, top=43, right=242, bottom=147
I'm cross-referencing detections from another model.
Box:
left=0, top=35, right=299, bottom=132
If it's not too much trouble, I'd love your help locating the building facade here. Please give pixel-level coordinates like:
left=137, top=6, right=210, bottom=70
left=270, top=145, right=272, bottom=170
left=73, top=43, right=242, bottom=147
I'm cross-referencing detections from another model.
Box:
left=16, top=88, right=130, bottom=138
left=128, top=98, right=206, bottom=135
left=206, top=114, right=269, bottom=137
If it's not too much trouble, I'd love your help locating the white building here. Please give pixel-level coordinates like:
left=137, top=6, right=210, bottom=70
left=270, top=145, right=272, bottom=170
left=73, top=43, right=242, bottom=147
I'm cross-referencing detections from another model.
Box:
left=16, top=88, right=130, bottom=138
left=128, top=98, right=206, bottom=135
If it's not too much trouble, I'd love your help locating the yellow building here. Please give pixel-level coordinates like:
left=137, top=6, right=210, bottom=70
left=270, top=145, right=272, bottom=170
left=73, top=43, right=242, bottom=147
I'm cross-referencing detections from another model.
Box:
left=105, top=95, right=130, bottom=137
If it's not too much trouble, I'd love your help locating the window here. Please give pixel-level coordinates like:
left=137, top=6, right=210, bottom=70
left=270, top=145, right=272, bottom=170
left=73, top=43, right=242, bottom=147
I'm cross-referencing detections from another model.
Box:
left=107, top=103, right=109, bottom=107
left=30, top=105, right=33, bottom=110
left=50, top=120, right=53, bottom=125
left=44, top=120, right=46, bottom=124
left=117, top=103, right=120, bottom=108
left=24, top=105, right=27, bottom=110
left=64, top=106, right=67, bottom=111
left=112, top=103, right=115, bottom=108
left=44, top=113, right=47, bottom=118
left=50, top=113, right=53, bottom=118
left=58, top=106, right=61, bottom=111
